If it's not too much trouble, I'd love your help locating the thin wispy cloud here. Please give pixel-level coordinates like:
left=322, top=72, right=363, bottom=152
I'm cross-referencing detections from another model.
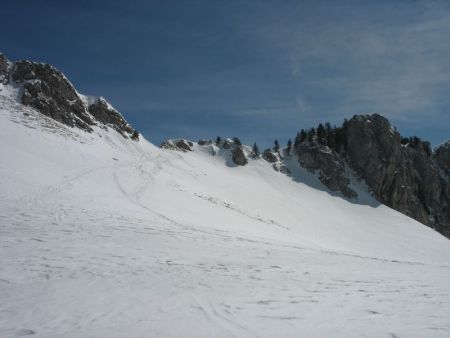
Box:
left=2, top=0, right=449, bottom=146
left=252, top=1, right=450, bottom=127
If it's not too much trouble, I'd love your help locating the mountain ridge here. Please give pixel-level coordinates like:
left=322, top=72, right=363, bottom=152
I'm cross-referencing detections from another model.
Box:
left=162, top=115, right=450, bottom=238
left=1, top=52, right=449, bottom=238
left=2, top=54, right=450, bottom=337
left=0, top=53, right=139, bottom=139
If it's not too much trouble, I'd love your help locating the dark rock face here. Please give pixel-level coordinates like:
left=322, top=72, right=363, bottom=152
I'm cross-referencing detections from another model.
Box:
left=11, top=60, right=95, bottom=132
left=176, top=139, right=193, bottom=152
left=294, top=113, right=450, bottom=237
left=435, top=141, right=450, bottom=177
left=0, top=53, right=10, bottom=83
left=161, top=139, right=193, bottom=152
left=232, top=147, right=248, bottom=166
left=130, top=130, right=140, bottom=141
left=262, top=149, right=279, bottom=163
left=198, top=139, right=212, bottom=146
left=272, top=162, right=290, bottom=174
left=296, top=142, right=357, bottom=198
left=222, top=140, right=232, bottom=149
left=1, top=53, right=137, bottom=138
left=262, top=149, right=291, bottom=174
left=160, top=140, right=177, bottom=150
left=344, top=114, right=448, bottom=234
left=88, top=97, right=133, bottom=136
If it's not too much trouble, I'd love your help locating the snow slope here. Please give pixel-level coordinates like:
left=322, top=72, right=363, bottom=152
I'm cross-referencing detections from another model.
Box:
left=1, top=92, right=450, bottom=337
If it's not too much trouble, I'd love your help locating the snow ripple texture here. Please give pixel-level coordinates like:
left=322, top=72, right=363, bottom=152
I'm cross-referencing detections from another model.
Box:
left=1, top=92, right=450, bottom=337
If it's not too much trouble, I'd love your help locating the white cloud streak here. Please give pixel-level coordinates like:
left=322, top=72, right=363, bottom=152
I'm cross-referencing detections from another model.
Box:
left=253, top=1, right=450, bottom=125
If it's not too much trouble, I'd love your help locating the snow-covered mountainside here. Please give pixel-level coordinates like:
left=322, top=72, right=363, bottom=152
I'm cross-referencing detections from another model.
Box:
left=1, top=61, right=450, bottom=337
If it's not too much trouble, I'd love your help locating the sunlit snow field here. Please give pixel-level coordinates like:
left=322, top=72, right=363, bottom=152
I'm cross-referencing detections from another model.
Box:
left=1, top=93, right=450, bottom=337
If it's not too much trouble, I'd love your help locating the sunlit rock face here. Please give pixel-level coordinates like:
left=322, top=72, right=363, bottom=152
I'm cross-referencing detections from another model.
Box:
left=2, top=53, right=137, bottom=138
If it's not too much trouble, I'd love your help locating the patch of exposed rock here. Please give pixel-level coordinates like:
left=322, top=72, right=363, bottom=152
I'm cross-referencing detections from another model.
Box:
left=161, top=139, right=193, bottom=152
left=161, top=138, right=249, bottom=166
left=262, top=149, right=280, bottom=163
left=262, top=149, right=290, bottom=174
left=11, top=60, right=95, bottom=131
left=344, top=114, right=448, bottom=235
left=198, top=139, right=212, bottom=146
left=222, top=139, right=232, bottom=149
left=215, top=138, right=248, bottom=166
left=0, top=53, right=11, bottom=83
left=1, top=53, right=138, bottom=138
left=232, top=147, right=248, bottom=166
left=435, top=141, right=450, bottom=177
left=272, top=162, right=290, bottom=174
left=296, top=142, right=356, bottom=198
left=294, top=113, right=450, bottom=237
left=88, top=97, right=134, bottom=136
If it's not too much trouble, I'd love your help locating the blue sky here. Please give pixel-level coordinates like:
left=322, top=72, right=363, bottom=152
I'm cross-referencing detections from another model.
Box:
left=2, top=0, right=450, bottom=147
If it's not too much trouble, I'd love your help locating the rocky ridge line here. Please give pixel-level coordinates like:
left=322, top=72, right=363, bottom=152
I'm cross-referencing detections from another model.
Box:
left=161, top=115, right=450, bottom=238
left=0, top=53, right=139, bottom=140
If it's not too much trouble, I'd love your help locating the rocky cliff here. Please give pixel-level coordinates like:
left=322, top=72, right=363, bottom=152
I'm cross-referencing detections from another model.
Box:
left=0, top=53, right=138, bottom=139
left=296, top=142, right=357, bottom=199
left=159, top=114, right=449, bottom=238
left=294, top=114, right=450, bottom=238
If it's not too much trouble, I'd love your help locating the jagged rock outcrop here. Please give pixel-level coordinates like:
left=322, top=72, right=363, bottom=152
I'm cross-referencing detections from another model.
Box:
left=435, top=141, right=450, bottom=177
left=222, top=139, right=232, bottom=149
left=262, top=149, right=290, bottom=173
left=161, top=139, right=193, bottom=152
left=88, top=97, right=134, bottom=136
left=262, top=149, right=279, bottom=163
left=296, top=142, right=356, bottom=198
left=198, top=139, right=212, bottom=146
left=177, top=139, right=193, bottom=151
left=272, top=162, right=291, bottom=174
left=161, top=138, right=249, bottom=165
left=0, top=53, right=10, bottom=83
left=11, top=60, right=95, bottom=131
left=232, top=147, right=248, bottom=166
left=295, top=113, right=450, bottom=237
left=344, top=114, right=448, bottom=235
left=1, top=53, right=138, bottom=138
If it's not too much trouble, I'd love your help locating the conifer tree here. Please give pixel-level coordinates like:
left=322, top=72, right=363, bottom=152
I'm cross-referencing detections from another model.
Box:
left=300, top=129, right=307, bottom=143
left=307, top=128, right=315, bottom=143
left=328, top=130, right=337, bottom=150
left=273, top=139, right=280, bottom=153
left=342, top=119, right=348, bottom=150
left=325, top=122, right=332, bottom=136
left=294, top=132, right=301, bottom=148
left=232, top=137, right=242, bottom=146
left=342, top=118, right=348, bottom=130
left=335, top=127, right=344, bottom=151
left=216, top=136, right=222, bottom=145
left=252, top=142, right=260, bottom=158
left=317, top=123, right=326, bottom=144
left=286, top=139, right=292, bottom=155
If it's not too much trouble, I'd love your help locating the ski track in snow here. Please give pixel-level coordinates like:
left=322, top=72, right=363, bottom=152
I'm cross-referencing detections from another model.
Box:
left=1, top=94, right=450, bottom=337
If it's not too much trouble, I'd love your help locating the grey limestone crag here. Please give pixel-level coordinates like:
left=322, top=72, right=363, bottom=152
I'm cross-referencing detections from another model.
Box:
left=1, top=53, right=138, bottom=138
left=296, top=142, right=357, bottom=198
left=232, top=146, right=248, bottom=166
left=11, top=60, right=95, bottom=131
left=262, top=149, right=279, bottom=163
left=160, top=139, right=193, bottom=152
left=294, top=114, right=450, bottom=237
